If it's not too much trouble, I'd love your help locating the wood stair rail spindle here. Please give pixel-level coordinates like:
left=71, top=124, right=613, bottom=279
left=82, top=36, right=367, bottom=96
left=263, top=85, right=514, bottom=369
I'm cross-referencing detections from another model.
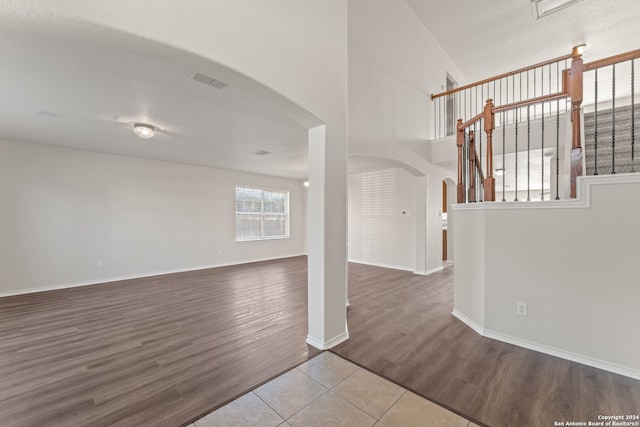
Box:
left=569, top=46, right=584, bottom=198
left=484, top=99, right=496, bottom=201
left=468, top=130, right=476, bottom=203
left=456, top=119, right=465, bottom=203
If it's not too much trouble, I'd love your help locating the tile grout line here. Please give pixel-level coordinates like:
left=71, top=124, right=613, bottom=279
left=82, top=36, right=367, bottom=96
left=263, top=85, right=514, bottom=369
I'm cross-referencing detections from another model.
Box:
left=263, top=364, right=333, bottom=422
left=329, top=365, right=361, bottom=390
left=287, top=355, right=378, bottom=424
left=200, top=352, right=475, bottom=427
left=329, top=350, right=483, bottom=426
left=376, top=389, right=408, bottom=423
left=329, top=371, right=406, bottom=422
left=249, top=391, right=286, bottom=426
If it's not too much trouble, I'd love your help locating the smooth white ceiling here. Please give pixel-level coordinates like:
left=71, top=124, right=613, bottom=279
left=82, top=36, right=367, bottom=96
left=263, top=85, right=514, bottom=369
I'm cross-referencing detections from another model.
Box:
left=0, top=25, right=310, bottom=179
left=406, top=0, right=640, bottom=83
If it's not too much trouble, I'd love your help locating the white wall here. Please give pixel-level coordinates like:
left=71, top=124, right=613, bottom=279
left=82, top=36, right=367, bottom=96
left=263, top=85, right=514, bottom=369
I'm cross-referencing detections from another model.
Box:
left=348, top=0, right=465, bottom=273
left=348, top=0, right=465, bottom=156
left=452, top=174, right=640, bottom=379
left=348, top=168, right=416, bottom=271
left=0, top=140, right=306, bottom=295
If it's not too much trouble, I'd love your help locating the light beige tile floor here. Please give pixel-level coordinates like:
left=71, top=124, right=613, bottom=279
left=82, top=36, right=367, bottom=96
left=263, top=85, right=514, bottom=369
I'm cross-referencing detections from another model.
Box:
left=193, top=352, right=477, bottom=427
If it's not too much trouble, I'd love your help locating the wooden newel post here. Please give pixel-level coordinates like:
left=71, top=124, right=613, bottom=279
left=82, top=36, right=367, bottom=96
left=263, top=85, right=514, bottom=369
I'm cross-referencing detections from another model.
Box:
left=483, top=99, right=496, bottom=202
left=456, top=119, right=465, bottom=203
left=569, top=46, right=584, bottom=198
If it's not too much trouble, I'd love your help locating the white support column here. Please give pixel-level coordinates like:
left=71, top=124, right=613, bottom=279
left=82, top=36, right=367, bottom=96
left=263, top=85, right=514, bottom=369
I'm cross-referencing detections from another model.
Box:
left=306, top=125, right=349, bottom=350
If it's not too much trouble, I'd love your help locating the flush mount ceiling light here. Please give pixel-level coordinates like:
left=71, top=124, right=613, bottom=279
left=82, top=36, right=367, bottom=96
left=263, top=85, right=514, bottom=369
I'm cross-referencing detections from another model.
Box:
left=133, top=123, right=155, bottom=139
left=494, top=168, right=505, bottom=176
left=531, top=0, right=584, bottom=20
left=303, top=180, right=309, bottom=187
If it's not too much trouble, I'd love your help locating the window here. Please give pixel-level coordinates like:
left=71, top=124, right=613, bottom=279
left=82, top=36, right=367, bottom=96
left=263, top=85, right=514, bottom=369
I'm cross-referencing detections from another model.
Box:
left=236, top=186, right=290, bottom=241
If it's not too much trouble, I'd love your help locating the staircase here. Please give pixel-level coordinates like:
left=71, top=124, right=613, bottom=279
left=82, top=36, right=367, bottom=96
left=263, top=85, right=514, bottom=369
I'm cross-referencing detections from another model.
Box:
left=431, top=47, right=640, bottom=202
left=584, top=104, right=640, bottom=175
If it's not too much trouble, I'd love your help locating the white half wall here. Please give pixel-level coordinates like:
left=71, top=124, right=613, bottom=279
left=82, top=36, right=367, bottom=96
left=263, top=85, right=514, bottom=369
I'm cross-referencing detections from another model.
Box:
left=452, top=174, right=640, bottom=379
left=0, top=140, right=307, bottom=296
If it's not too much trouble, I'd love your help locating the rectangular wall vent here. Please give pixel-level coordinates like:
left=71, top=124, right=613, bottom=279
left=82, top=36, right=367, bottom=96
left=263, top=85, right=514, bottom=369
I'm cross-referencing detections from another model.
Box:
left=192, top=73, right=229, bottom=90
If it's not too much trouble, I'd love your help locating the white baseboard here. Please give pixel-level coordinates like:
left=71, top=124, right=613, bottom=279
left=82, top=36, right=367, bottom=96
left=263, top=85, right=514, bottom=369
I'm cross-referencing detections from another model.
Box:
left=306, top=331, right=350, bottom=350
left=421, top=265, right=445, bottom=276
left=348, top=259, right=414, bottom=272
left=483, top=329, right=640, bottom=381
left=452, top=309, right=640, bottom=381
left=348, top=260, right=447, bottom=277
left=0, top=254, right=306, bottom=298
left=348, top=259, right=422, bottom=274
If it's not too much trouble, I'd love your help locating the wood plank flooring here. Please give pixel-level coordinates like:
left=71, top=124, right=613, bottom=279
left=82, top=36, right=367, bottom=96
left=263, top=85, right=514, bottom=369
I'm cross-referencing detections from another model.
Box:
left=3, top=257, right=639, bottom=426
left=333, top=262, right=640, bottom=427
left=0, top=256, right=320, bottom=427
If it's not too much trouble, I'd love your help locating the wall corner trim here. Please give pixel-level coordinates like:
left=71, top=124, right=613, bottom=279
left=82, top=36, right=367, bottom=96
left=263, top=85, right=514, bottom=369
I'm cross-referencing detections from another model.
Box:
left=451, top=309, right=486, bottom=335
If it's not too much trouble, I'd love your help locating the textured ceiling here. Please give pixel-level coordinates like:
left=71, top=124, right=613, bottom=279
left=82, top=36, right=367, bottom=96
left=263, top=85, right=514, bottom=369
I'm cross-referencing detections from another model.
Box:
left=0, top=23, right=309, bottom=179
left=406, top=0, right=640, bottom=83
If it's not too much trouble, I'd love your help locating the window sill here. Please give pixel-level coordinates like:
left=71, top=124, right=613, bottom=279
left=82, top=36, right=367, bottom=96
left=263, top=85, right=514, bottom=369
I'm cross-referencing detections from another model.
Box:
left=236, top=236, right=291, bottom=243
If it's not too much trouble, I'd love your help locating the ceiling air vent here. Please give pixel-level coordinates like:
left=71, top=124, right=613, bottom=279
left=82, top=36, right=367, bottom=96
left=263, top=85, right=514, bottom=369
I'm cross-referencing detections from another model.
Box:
left=192, top=73, right=229, bottom=90
left=254, top=150, right=271, bottom=156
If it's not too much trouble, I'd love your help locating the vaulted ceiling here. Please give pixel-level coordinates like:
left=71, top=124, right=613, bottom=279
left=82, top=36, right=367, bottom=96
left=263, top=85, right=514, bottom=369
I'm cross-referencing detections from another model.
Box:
left=406, top=0, right=640, bottom=82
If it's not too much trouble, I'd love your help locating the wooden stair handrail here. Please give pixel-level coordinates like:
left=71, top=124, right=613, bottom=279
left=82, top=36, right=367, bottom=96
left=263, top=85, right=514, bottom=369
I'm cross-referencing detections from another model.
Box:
left=459, top=112, right=485, bottom=129
left=432, top=53, right=573, bottom=100
left=493, top=92, right=569, bottom=114
left=583, top=48, right=640, bottom=72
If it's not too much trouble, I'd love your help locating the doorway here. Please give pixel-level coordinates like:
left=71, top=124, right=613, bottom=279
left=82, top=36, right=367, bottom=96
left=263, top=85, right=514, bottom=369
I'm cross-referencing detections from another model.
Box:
left=442, top=178, right=456, bottom=262
left=442, top=180, right=448, bottom=260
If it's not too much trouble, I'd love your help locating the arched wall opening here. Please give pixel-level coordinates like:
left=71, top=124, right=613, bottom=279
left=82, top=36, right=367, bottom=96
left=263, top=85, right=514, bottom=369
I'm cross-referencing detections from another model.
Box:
left=443, top=176, right=457, bottom=261
left=1, top=12, right=349, bottom=350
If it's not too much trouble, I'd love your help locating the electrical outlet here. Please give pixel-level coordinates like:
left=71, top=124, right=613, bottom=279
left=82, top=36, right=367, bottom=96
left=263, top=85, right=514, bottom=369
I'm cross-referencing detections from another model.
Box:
left=97, top=259, right=104, bottom=268
left=516, top=302, right=528, bottom=316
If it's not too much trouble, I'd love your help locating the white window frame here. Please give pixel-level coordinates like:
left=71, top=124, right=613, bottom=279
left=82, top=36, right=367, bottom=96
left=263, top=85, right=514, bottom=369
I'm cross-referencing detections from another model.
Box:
left=235, top=185, right=290, bottom=242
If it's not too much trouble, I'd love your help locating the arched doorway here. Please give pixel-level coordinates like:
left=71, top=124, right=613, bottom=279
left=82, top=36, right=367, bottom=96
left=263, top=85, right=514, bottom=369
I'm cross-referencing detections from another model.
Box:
left=443, top=177, right=457, bottom=262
